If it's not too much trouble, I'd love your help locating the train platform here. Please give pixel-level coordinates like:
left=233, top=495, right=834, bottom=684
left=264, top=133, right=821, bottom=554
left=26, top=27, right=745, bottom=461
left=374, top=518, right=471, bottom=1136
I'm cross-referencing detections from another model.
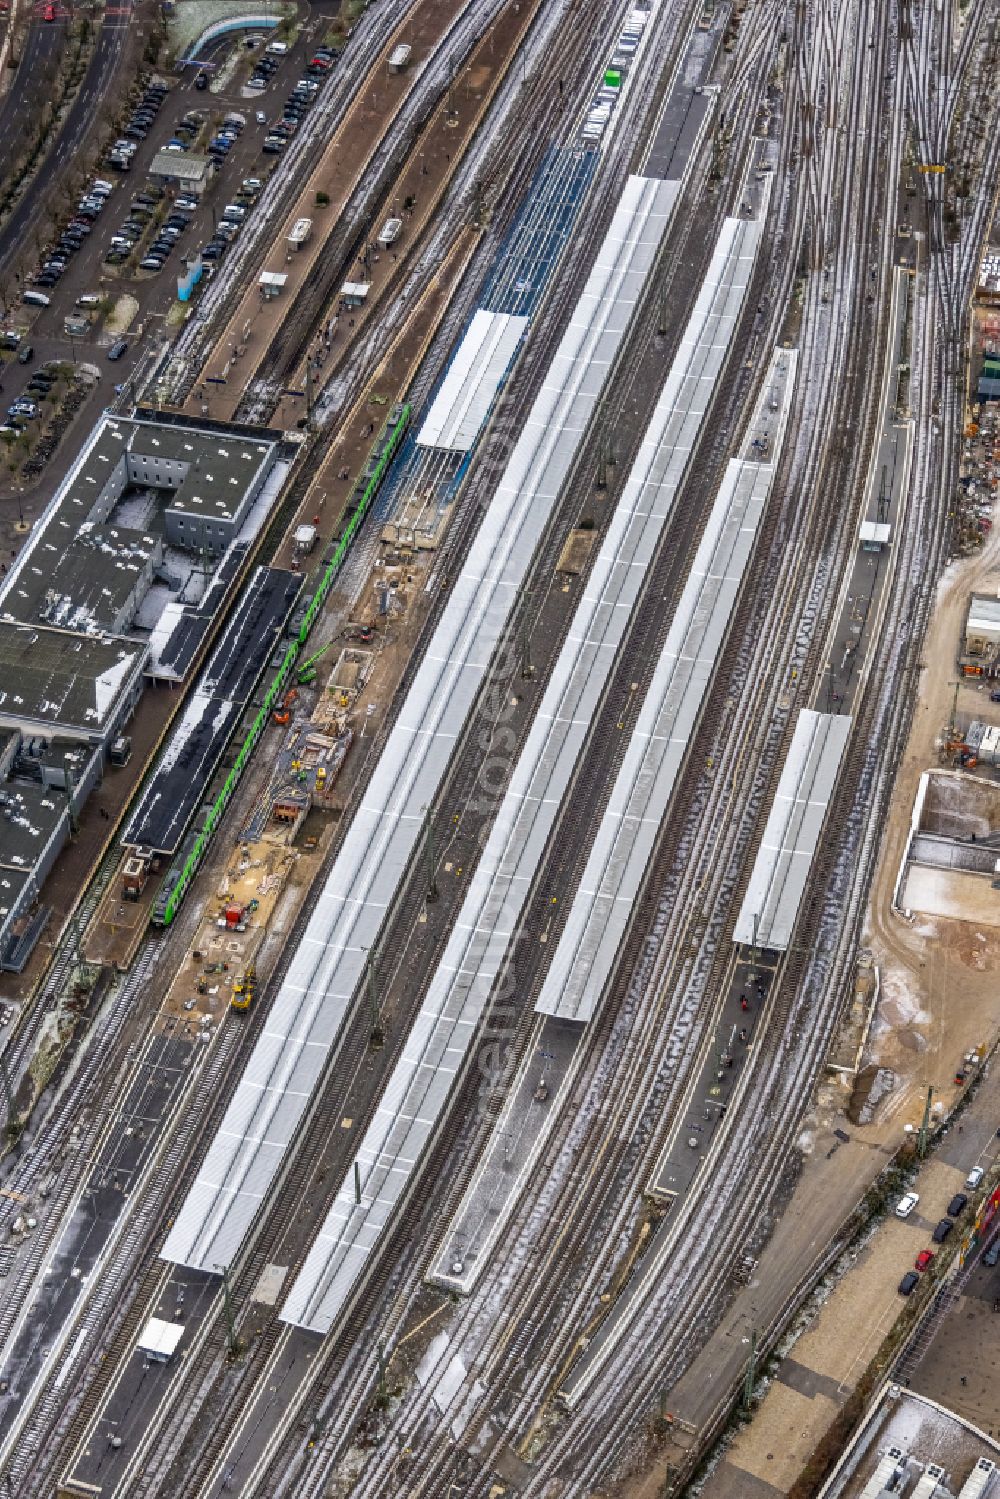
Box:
left=198, top=0, right=538, bottom=427
left=641, top=8, right=723, bottom=181
left=430, top=1015, right=581, bottom=1295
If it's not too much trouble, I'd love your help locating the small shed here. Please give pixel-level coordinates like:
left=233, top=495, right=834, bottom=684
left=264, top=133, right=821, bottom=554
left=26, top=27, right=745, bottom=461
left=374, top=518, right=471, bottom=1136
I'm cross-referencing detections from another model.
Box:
left=965, top=593, right=1000, bottom=654
left=388, top=43, right=411, bottom=74
left=341, top=281, right=370, bottom=309
left=259, top=271, right=288, bottom=301
left=138, top=1317, right=185, bottom=1364
left=859, top=520, right=891, bottom=552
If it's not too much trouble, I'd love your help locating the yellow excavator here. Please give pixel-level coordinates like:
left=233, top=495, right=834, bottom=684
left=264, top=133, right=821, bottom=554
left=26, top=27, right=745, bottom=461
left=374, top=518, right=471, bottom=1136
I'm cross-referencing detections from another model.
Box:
left=231, top=963, right=257, bottom=1013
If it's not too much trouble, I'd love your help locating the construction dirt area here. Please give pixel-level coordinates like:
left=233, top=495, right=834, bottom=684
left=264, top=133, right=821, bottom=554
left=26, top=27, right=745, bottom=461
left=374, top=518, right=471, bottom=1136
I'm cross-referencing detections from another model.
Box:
left=862, top=528, right=1000, bottom=1133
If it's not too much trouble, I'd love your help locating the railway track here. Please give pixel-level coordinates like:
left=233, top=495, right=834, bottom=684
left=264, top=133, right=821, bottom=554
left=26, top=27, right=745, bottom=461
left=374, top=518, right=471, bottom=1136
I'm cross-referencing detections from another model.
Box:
left=9, top=3, right=688, bottom=1493
left=104, top=4, right=742, bottom=1494
left=317, top=0, right=932, bottom=1491
left=482, top=8, right=998, bottom=1494
left=226, top=14, right=820, bottom=1499
left=234, top=0, right=525, bottom=424
left=8, top=0, right=994, bottom=1494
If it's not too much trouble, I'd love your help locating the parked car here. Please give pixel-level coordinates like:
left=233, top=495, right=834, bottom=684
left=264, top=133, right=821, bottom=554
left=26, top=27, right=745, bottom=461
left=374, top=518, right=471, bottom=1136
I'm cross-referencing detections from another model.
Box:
left=107, top=338, right=128, bottom=360
left=915, top=1249, right=935, bottom=1272
left=898, top=1271, right=920, bottom=1296
left=947, top=1193, right=968, bottom=1218
left=895, top=1191, right=920, bottom=1219
left=984, top=1241, right=1000, bottom=1267
left=17, top=344, right=33, bottom=364
left=931, top=1218, right=954, bottom=1243
left=967, top=1166, right=985, bottom=1190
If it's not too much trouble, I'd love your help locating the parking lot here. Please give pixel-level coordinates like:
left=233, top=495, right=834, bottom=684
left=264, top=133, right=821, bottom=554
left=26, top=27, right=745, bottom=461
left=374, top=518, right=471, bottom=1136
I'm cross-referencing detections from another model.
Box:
left=0, top=16, right=340, bottom=517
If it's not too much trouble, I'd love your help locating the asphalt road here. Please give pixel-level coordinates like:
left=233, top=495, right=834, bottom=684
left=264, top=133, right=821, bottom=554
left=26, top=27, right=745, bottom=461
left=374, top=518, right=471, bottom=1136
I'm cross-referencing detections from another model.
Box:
left=0, top=18, right=66, bottom=193
left=0, top=0, right=136, bottom=277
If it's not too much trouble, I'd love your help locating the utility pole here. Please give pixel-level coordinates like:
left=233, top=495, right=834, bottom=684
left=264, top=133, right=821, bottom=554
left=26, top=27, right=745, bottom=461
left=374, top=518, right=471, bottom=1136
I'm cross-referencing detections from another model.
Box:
left=354, top=1160, right=362, bottom=1205
left=520, top=600, right=534, bottom=681
left=658, top=282, right=669, bottom=336
left=423, top=805, right=438, bottom=903
left=741, top=1324, right=757, bottom=1411
left=305, top=359, right=314, bottom=428
left=1, top=1055, right=16, bottom=1140
left=367, top=952, right=383, bottom=1046
left=220, top=1264, right=238, bottom=1356
left=918, top=1085, right=934, bottom=1158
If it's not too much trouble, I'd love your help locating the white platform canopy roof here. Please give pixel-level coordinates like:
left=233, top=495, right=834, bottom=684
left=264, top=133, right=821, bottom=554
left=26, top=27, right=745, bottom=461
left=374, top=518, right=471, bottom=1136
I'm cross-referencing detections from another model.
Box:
left=279, top=175, right=684, bottom=1334
left=416, top=309, right=528, bottom=453
left=733, top=709, right=852, bottom=950
left=536, top=343, right=795, bottom=1024
left=162, top=174, right=679, bottom=1280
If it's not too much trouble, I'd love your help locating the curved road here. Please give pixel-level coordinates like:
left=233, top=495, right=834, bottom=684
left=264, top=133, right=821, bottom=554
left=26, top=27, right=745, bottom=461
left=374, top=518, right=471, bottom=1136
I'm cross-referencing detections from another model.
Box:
left=0, top=0, right=136, bottom=274
left=0, top=16, right=65, bottom=192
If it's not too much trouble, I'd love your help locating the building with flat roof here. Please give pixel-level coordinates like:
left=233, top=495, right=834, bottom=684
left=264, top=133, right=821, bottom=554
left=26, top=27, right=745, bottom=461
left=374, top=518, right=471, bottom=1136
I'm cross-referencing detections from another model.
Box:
left=149, top=150, right=214, bottom=196
left=0, top=408, right=287, bottom=966
left=0, top=732, right=104, bottom=970
left=963, top=591, right=1000, bottom=666
left=0, top=409, right=284, bottom=678
left=0, top=623, right=146, bottom=745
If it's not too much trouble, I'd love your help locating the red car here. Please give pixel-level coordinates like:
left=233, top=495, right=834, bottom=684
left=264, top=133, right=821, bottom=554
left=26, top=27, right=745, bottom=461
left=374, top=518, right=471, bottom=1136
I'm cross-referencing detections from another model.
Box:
left=915, top=1249, right=935, bottom=1272
left=43, top=3, right=56, bottom=19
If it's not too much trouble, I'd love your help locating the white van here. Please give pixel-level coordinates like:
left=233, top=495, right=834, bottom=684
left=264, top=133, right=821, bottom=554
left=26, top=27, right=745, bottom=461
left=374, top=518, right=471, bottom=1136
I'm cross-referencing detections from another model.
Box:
left=76, top=293, right=102, bottom=308
left=266, top=38, right=288, bottom=55
left=22, top=290, right=51, bottom=307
